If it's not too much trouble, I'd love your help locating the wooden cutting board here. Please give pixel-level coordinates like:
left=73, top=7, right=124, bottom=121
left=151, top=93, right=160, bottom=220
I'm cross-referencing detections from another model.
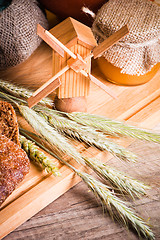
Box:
left=0, top=42, right=160, bottom=239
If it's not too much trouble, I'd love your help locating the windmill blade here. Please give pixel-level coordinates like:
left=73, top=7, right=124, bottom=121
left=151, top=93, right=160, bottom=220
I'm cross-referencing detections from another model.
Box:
left=88, top=74, right=117, bottom=99
left=92, top=25, right=129, bottom=59
left=27, top=78, right=61, bottom=108
left=27, top=65, right=69, bottom=108
left=37, top=24, right=64, bottom=58
left=37, top=24, right=76, bottom=59
left=77, top=70, right=117, bottom=99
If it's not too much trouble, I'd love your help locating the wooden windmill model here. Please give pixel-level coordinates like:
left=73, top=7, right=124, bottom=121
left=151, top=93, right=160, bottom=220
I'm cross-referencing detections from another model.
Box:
left=27, top=17, right=129, bottom=112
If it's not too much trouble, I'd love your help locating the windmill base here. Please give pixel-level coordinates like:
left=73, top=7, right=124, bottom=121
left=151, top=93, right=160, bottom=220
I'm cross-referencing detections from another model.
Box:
left=54, top=96, right=87, bottom=113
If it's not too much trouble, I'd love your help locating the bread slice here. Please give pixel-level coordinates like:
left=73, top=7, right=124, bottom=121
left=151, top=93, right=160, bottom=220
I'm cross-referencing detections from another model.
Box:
left=0, top=101, right=30, bottom=206
left=0, top=100, right=20, bottom=146
left=0, top=135, right=30, bottom=206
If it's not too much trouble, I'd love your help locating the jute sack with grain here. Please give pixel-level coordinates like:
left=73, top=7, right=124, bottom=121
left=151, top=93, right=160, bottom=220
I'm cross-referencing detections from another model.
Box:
left=0, top=0, right=48, bottom=70
left=92, top=0, right=160, bottom=76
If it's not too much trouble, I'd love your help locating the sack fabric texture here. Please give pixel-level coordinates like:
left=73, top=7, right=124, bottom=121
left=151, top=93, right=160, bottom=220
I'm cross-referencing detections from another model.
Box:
left=92, top=0, right=160, bottom=76
left=0, top=0, right=48, bottom=70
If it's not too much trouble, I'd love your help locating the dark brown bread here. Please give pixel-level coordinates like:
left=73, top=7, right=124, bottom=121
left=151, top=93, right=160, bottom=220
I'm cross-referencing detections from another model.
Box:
left=0, top=135, right=30, bottom=206
left=0, top=100, right=20, bottom=146
left=0, top=101, right=30, bottom=206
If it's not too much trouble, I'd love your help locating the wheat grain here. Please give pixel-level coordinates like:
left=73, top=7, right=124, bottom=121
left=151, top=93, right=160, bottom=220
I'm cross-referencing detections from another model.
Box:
left=84, top=157, right=150, bottom=198
left=34, top=106, right=137, bottom=163
left=0, top=79, right=54, bottom=107
left=18, top=105, right=85, bottom=165
left=77, top=170, right=154, bottom=240
left=25, top=133, right=154, bottom=240
left=0, top=90, right=155, bottom=239
left=19, top=134, right=60, bottom=176
left=66, top=112, right=160, bottom=144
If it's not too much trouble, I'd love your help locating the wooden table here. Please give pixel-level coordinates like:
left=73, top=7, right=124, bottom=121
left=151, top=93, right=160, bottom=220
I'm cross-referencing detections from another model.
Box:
left=0, top=42, right=160, bottom=240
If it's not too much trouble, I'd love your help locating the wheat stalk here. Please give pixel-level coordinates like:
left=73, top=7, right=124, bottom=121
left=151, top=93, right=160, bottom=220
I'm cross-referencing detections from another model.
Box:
left=77, top=170, right=154, bottom=240
left=0, top=79, right=54, bottom=107
left=33, top=107, right=151, bottom=198
left=0, top=91, right=155, bottom=238
left=0, top=91, right=84, bottom=165
left=1, top=79, right=159, bottom=143
left=23, top=132, right=154, bottom=240
left=64, top=112, right=160, bottom=144
left=21, top=106, right=149, bottom=198
left=19, top=134, right=60, bottom=176
left=84, top=157, right=150, bottom=198
left=0, top=91, right=152, bottom=197
left=18, top=105, right=86, bottom=165
left=34, top=106, right=137, bottom=163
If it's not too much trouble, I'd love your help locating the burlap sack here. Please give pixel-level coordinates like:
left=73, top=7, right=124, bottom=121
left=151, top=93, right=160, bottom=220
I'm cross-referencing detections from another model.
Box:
left=0, top=0, right=48, bottom=70
left=92, top=0, right=160, bottom=76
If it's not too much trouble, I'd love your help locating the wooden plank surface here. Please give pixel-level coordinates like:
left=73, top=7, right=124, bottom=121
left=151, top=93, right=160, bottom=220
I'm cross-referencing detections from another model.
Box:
left=0, top=41, right=160, bottom=239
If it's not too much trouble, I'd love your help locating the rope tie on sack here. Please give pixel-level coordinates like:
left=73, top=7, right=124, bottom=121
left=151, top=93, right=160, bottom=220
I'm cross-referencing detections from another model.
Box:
left=82, top=7, right=96, bottom=19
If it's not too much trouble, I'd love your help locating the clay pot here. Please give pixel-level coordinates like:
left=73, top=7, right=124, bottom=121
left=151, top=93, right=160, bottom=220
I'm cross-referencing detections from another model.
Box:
left=38, top=0, right=107, bottom=26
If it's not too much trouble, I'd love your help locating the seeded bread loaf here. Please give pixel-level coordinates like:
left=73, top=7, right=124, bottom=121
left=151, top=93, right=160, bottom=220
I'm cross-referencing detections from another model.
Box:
left=0, top=101, right=30, bottom=206
left=0, top=100, right=20, bottom=146
left=0, top=135, right=30, bottom=206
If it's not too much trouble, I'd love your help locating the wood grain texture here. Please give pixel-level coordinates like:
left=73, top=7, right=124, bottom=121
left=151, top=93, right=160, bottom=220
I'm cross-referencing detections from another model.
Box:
left=49, top=17, right=97, bottom=49
left=54, top=44, right=91, bottom=98
left=27, top=77, right=61, bottom=108
left=37, top=24, right=64, bottom=58
left=0, top=39, right=160, bottom=240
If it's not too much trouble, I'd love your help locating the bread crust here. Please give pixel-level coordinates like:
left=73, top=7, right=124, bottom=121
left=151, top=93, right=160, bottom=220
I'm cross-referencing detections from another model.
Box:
left=0, top=101, right=20, bottom=146
left=0, top=135, right=30, bottom=206
left=0, top=101, right=30, bottom=206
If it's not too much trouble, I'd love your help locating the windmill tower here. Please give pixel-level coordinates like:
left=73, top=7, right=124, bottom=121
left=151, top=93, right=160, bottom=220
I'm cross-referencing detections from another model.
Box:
left=27, top=17, right=128, bottom=112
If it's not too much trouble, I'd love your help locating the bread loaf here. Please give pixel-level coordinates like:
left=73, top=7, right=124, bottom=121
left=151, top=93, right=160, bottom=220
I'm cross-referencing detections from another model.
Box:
left=0, top=135, right=30, bottom=206
left=0, top=100, right=20, bottom=146
left=0, top=101, right=30, bottom=206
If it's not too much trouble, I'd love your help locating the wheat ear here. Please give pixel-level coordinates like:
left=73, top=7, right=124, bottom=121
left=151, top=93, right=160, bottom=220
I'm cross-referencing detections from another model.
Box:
left=34, top=106, right=137, bottom=163
left=18, top=105, right=85, bottom=165
left=24, top=133, right=154, bottom=240
left=19, top=134, right=60, bottom=176
left=21, top=106, right=149, bottom=198
left=0, top=79, right=54, bottom=107
left=84, top=157, right=150, bottom=198
left=77, top=170, right=154, bottom=240
left=24, top=132, right=154, bottom=240
left=64, top=112, right=160, bottom=144
left=0, top=91, right=154, bottom=238
left=34, top=107, right=151, bottom=198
